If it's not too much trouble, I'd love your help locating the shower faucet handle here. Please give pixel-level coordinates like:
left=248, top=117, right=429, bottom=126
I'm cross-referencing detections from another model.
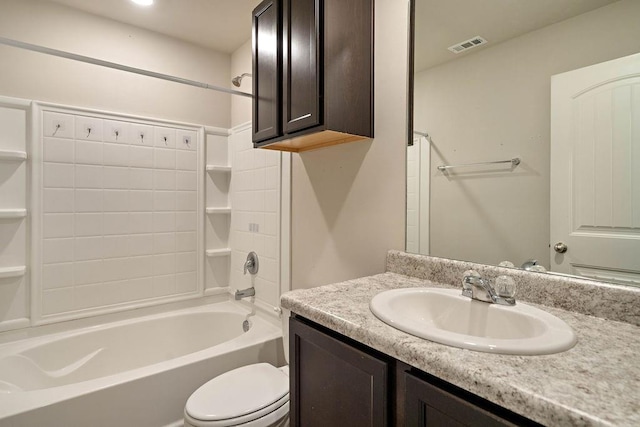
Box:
left=244, top=251, right=259, bottom=275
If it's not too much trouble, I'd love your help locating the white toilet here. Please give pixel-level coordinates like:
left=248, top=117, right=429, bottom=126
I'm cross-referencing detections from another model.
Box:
left=183, top=313, right=290, bottom=427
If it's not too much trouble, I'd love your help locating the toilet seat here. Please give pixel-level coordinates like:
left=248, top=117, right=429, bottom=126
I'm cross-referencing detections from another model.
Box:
left=185, top=363, right=289, bottom=427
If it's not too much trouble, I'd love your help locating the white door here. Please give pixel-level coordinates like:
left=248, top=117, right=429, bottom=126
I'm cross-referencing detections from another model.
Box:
left=550, top=52, right=640, bottom=286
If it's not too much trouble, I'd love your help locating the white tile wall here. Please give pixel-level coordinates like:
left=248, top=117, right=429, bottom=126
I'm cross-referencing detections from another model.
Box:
left=40, top=111, right=201, bottom=317
left=228, top=128, right=281, bottom=309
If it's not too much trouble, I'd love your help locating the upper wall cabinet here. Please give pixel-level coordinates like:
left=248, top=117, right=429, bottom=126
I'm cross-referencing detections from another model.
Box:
left=252, top=0, right=374, bottom=152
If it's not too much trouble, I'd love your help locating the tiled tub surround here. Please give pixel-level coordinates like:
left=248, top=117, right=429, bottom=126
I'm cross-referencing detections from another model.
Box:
left=281, top=251, right=640, bottom=426
left=229, top=124, right=282, bottom=311
left=38, top=108, right=202, bottom=320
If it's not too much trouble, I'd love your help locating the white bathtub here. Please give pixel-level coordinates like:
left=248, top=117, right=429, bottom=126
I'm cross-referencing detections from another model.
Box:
left=0, top=301, right=283, bottom=427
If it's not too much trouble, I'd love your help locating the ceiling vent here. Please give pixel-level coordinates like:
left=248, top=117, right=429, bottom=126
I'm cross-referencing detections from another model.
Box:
left=447, top=36, right=487, bottom=54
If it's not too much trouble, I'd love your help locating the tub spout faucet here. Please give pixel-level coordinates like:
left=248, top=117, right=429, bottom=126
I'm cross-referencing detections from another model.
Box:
left=244, top=251, right=259, bottom=275
left=462, top=275, right=515, bottom=306
left=235, top=287, right=256, bottom=300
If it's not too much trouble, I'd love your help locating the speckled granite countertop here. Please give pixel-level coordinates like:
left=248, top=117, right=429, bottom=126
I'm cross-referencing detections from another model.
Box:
left=281, top=271, right=640, bottom=426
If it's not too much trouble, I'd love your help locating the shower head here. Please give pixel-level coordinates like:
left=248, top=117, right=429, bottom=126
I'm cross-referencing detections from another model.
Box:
left=232, top=73, right=252, bottom=87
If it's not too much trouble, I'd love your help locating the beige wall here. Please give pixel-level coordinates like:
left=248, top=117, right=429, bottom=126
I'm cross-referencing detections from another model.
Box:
left=1, top=0, right=410, bottom=292
left=231, top=39, right=253, bottom=128
left=415, top=0, right=640, bottom=268
left=291, top=0, right=409, bottom=289
left=0, top=0, right=231, bottom=127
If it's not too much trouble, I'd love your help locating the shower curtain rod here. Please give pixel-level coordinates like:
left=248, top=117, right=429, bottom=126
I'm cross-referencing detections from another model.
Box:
left=0, top=36, right=253, bottom=99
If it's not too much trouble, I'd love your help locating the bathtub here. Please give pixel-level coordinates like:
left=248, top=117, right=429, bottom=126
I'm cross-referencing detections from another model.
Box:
left=0, top=300, right=283, bottom=427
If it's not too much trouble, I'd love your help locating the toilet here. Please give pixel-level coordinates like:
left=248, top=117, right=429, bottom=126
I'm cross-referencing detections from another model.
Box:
left=183, top=312, right=290, bottom=427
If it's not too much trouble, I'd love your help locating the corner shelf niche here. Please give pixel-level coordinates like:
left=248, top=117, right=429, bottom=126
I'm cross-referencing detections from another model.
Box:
left=206, top=207, right=232, bottom=214
left=0, top=209, right=27, bottom=219
left=206, top=165, right=232, bottom=173
left=0, top=150, right=27, bottom=161
left=0, top=266, right=26, bottom=280
left=206, top=248, right=232, bottom=258
left=204, top=129, right=233, bottom=291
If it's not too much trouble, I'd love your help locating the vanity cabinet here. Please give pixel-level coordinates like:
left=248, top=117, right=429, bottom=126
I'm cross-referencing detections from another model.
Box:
left=290, top=315, right=538, bottom=427
left=252, top=0, right=374, bottom=152
left=289, top=316, right=389, bottom=426
left=403, top=369, right=521, bottom=426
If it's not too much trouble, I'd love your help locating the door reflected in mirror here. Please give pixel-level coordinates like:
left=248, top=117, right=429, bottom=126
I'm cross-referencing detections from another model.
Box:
left=409, top=0, right=640, bottom=287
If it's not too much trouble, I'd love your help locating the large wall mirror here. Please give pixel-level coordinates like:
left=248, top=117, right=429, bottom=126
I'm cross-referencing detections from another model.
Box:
left=408, top=0, right=640, bottom=287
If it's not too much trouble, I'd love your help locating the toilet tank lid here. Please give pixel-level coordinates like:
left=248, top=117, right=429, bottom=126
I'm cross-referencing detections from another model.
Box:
left=186, top=363, right=289, bottom=422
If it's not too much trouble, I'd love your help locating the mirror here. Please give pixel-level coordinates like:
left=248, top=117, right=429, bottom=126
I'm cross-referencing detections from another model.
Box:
left=409, top=0, right=640, bottom=286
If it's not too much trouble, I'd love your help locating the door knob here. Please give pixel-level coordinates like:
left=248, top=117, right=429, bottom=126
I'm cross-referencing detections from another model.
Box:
left=553, top=242, right=568, bottom=254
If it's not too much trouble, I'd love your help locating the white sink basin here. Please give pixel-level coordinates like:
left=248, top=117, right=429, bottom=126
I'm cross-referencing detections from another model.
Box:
left=370, top=288, right=577, bottom=355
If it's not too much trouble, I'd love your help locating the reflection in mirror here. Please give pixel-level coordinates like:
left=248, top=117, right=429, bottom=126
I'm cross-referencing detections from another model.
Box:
left=409, top=0, right=640, bottom=286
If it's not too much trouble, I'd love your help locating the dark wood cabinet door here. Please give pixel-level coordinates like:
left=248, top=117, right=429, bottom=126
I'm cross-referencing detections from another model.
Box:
left=404, top=372, right=516, bottom=427
left=282, top=0, right=322, bottom=134
left=290, top=317, right=388, bottom=427
left=252, top=0, right=282, bottom=142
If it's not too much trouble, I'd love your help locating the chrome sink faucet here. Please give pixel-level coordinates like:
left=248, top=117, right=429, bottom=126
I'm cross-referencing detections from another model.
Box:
left=462, top=275, right=516, bottom=306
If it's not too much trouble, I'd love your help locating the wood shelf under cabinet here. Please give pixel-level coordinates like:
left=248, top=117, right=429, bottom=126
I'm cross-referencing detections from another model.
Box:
left=0, top=266, right=26, bottom=280
left=0, top=150, right=27, bottom=161
left=0, top=209, right=27, bottom=219
left=206, top=207, right=232, bottom=214
left=206, top=249, right=232, bottom=258
left=260, top=130, right=370, bottom=153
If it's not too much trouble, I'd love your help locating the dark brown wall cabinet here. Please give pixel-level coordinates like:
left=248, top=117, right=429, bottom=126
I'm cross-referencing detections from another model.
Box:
left=290, top=316, right=539, bottom=427
left=252, top=0, right=374, bottom=152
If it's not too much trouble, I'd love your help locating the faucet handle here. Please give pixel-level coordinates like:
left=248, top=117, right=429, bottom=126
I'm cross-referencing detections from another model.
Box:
left=462, top=270, right=480, bottom=291
left=244, top=251, right=259, bottom=275
left=495, top=276, right=516, bottom=299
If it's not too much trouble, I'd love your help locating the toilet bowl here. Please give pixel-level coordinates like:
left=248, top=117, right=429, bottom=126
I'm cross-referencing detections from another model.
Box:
left=184, top=310, right=290, bottom=427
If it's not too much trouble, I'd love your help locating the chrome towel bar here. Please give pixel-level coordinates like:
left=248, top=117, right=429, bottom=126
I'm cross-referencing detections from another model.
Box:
left=437, top=157, right=521, bottom=172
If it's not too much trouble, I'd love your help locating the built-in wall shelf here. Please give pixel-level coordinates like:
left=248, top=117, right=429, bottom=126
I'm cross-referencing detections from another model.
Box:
left=0, top=209, right=27, bottom=219
left=206, top=165, right=232, bottom=173
left=206, top=248, right=232, bottom=258
left=0, top=150, right=27, bottom=161
left=0, top=266, right=26, bottom=279
left=206, top=207, right=232, bottom=214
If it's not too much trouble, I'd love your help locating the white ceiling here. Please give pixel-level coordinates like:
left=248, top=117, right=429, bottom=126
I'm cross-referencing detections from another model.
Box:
left=45, top=0, right=620, bottom=65
left=415, top=0, right=620, bottom=71
left=47, top=0, right=262, bottom=53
